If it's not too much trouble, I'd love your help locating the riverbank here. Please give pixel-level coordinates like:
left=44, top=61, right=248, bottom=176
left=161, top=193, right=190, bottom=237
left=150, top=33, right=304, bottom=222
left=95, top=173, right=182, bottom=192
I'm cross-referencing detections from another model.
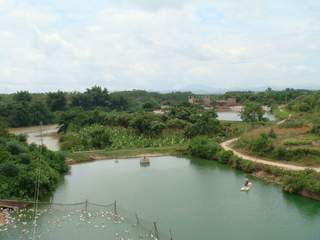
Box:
left=65, top=145, right=187, bottom=164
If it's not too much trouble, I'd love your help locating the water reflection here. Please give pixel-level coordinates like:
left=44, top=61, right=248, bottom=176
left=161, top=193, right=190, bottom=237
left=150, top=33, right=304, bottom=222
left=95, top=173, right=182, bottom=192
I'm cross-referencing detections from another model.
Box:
left=217, top=112, right=275, bottom=121
left=282, top=191, right=320, bottom=219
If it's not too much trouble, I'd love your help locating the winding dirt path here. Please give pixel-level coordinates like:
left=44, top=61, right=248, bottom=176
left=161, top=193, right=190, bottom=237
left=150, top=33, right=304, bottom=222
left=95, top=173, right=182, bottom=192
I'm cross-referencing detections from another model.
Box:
left=221, top=138, right=320, bottom=173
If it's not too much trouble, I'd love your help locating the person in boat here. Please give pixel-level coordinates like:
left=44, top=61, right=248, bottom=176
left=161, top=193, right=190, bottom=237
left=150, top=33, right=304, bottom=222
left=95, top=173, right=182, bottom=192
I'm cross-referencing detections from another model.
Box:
left=244, top=179, right=250, bottom=187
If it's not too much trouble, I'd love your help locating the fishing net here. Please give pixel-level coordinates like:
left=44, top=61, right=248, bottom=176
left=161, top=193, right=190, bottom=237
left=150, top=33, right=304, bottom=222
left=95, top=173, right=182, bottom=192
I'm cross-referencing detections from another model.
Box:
left=0, top=201, right=172, bottom=240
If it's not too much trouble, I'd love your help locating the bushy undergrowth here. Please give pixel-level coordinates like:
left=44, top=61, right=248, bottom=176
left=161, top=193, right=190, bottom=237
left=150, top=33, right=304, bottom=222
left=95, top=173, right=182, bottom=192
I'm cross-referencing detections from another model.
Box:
left=279, top=119, right=305, bottom=128
left=0, top=129, right=69, bottom=199
left=282, top=170, right=320, bottom=194
left=283, top=139, right=312, bottom=146
left=236, top=133, right=320, bottom=162
left=61, top=125, right=187, bottom=151
left=311, top=123, right=320, bottom=135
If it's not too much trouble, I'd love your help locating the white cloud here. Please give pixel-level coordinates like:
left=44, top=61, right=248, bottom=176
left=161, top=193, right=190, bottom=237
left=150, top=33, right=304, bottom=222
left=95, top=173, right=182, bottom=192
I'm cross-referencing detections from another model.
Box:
left=0, top=0, right=319, bottom=93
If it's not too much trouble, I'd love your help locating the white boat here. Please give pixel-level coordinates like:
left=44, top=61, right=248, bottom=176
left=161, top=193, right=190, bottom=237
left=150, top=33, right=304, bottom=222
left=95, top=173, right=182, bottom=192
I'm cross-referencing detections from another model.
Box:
left=240, top=182, right=252, bottom=191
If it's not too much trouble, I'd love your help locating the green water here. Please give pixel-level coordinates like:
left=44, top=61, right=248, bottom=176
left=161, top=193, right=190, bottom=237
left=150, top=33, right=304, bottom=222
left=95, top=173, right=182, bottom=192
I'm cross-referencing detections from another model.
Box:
left=53, top=156, right=320, bottom=240
left=3, top=156, right=320, bottom=239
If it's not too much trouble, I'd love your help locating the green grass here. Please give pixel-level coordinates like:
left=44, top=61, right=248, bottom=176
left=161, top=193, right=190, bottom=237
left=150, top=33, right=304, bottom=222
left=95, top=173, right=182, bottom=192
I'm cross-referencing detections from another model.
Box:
left=279, top=119, right=305, bottom=128
left=283, top=139, right=313, bottom=146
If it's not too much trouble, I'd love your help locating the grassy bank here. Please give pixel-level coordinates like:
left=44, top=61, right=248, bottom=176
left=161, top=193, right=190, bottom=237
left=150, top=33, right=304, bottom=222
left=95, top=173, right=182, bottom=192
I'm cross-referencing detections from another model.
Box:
left=234, top=125, right=320, bottom=167
left=64, top=145, right=187, bottom=164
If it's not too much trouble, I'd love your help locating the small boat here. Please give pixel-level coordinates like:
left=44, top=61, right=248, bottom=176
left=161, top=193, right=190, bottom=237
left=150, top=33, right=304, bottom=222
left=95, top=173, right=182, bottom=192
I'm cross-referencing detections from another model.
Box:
left=114, top=159, right=119, bottom=163
left=240, top=182, right=252, bottom=192
left=140, top=156, right=150, bottom=166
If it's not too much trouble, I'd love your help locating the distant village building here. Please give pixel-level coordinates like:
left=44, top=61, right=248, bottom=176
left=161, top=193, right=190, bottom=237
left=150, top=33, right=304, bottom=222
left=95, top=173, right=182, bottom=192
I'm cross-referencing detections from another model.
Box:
left=215, top=98, right=239, bottom=111
left=188, top=96, right=211, bottom=107
left=202, top=96, right=211, bottom=107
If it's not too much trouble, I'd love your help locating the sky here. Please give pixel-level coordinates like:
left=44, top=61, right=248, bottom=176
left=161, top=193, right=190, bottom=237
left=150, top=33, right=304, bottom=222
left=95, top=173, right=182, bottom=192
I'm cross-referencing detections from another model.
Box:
left=0, top=0, right=319, bottom=93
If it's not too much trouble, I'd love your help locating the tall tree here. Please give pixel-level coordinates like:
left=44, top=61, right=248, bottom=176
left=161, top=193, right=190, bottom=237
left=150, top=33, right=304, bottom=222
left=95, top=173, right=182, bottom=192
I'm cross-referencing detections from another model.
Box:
left=241, top=102, right=265, bottom=122
left=71, top=86, right=110, bottom=109
left=47, top=91, right=67, bottom=111
left=13, top=91, right=32, bottom=102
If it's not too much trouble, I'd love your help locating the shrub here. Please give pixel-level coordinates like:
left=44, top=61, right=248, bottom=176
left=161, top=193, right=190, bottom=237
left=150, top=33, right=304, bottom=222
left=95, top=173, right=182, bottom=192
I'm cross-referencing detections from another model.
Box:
left=150, top=121, right=166, bottom=136
left=311, top=123, right=320, bottom=135
left=167, top=118, right=187, bottom=129
left=60, top=132, right=83, bottom=151
left=0, top=162, right=19, bottom=177
left=184, top=115, right=221, bottom=138
left=283, top=170, right=320, bottom=193
left=248, top=133, right=274, bottom=156
left=188, top=136, right=221, bottom=160
left=16, top=134, right=27, bottom=143
left=80, top=124, right=112, bottom=149
left=6, top=141, right=27, bottom=155
left=217, top=150, right=233, bottom=164
left=279, top=119, right=304, bottom=128
left=19, top=153, right=32, bottom=164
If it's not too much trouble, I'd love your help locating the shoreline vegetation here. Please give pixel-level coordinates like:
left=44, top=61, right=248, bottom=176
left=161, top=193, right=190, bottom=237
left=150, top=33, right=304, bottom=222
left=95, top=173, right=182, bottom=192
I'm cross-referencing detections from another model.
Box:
left=65, top=145, right=186, bottom=164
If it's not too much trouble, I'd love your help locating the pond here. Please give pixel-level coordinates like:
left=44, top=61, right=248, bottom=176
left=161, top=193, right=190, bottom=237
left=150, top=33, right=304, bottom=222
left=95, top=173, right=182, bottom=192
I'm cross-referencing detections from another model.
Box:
left=217, top=112, right=276, bottom=121
left=2, top=156, right=319, bottom=240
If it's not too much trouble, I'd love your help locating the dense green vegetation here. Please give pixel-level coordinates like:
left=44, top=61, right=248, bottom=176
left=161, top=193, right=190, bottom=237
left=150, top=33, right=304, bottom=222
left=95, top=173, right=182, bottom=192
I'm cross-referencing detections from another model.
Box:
left=59, top=104, right=223, bottom=151
left=0, top=87, right=196, bottom=128
left=223, top=88, right=312, bottom=106
left=1, top=87, right=313, bottom=128
left=0, top=126, right=69, bottom=199
left=288, top=91, right=320, bottom=113
left=61, top=125, right=186, bottom=151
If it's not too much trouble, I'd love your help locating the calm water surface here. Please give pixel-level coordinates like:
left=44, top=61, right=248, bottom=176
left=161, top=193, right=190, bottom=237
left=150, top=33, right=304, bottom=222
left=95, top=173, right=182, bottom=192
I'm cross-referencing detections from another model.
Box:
left=217, top=112, right=275, bottom=121
left=49, top=156, right=320, bottom=240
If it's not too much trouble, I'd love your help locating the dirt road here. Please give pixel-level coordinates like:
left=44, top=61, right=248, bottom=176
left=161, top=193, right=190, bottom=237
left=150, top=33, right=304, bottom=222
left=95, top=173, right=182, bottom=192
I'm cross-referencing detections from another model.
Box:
left=221, top=138, right=320, bottom=173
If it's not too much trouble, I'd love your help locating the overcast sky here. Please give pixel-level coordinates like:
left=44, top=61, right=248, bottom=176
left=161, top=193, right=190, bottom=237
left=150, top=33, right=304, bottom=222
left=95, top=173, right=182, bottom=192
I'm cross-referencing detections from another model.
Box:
left=0, top=0, right=319, bottom=93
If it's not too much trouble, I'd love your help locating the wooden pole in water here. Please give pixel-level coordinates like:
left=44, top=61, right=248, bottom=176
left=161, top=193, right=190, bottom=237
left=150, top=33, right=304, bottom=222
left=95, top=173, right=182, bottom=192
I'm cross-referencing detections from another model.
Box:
left=85, top=200, right=88, bottom=213
left=135, top=213, right=140, bottom=225
left=169, top=229, right=174, bottom=240
left=153, top=222, right=160, bottom=240
left=114, top=200, right=117, bottom=215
